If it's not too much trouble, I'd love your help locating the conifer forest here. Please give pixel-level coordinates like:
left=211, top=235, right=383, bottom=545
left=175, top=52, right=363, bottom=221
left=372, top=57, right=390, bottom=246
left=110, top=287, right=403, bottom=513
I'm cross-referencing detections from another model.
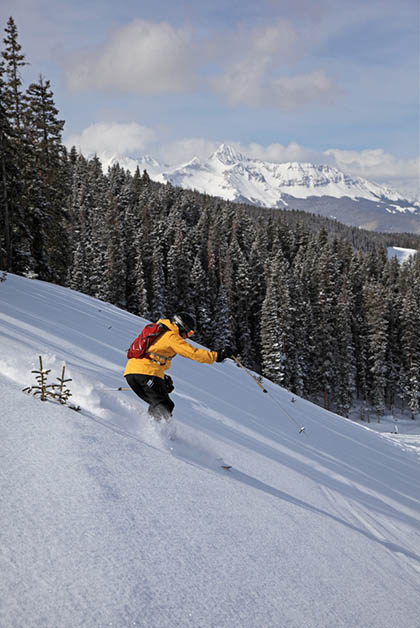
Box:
left=1, top=17, right=420, bottom=420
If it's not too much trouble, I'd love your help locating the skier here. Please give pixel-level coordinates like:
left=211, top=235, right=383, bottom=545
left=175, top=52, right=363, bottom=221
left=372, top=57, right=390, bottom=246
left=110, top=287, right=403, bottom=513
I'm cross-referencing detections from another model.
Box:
left=124, top=312, right=231, bottom=421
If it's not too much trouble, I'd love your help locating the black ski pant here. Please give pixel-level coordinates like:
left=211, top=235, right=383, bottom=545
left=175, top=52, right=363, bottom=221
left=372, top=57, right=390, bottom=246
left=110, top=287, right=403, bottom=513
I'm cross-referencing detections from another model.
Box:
left=125, top=373, right=174, bottom=420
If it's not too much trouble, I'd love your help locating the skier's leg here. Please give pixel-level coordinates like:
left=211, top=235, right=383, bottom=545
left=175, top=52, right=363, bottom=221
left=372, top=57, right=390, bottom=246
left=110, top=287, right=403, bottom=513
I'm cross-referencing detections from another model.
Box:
left=124, top=373, right=153, bottom=406
left=125, top=374, right=174, bottom=420
left=147, top=377, right=175, bottom=421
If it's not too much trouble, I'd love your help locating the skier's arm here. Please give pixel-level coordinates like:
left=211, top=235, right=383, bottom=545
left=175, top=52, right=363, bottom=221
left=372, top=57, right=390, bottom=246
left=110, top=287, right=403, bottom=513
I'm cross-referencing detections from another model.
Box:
left=169, top=333, right=217, bottom=364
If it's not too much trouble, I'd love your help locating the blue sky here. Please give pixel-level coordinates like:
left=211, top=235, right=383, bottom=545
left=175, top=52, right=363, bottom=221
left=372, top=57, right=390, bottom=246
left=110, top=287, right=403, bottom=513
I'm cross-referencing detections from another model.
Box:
left=1, top=0, right=419, bottom=197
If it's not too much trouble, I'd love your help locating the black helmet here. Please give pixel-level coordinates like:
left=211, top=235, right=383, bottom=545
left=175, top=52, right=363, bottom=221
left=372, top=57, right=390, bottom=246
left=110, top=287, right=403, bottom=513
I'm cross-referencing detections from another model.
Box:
left=172, top=312, right=195, bottom=336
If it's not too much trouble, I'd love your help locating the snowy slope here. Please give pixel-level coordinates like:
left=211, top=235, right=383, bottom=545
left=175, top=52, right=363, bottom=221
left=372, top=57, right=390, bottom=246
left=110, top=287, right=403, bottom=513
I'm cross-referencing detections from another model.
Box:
left=387, top=246, right=419, bottom=264
left=1, top=274, right=420, bottom=628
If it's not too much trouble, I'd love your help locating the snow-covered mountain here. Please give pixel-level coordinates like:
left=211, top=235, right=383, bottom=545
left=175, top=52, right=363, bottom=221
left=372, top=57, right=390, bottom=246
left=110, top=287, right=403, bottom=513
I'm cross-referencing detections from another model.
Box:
left=113, top=144, right=420, bottom=233
left=159, top=143, right=408, bottom=204
left=1, top=274, right=420, bottom=627
left=102, top=152, right=166, bottom=177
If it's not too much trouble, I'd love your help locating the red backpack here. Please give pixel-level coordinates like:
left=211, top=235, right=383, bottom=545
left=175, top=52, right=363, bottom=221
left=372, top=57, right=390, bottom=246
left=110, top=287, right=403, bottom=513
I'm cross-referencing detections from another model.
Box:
left=127, top=322, right=167, bottom=360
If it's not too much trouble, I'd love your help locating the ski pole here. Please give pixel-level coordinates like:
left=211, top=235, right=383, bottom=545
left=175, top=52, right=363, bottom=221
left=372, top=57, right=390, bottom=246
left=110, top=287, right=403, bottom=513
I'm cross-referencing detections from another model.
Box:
left=232, top=356, right=305, bottom=434
left=103, top=387, right=130, bottom=391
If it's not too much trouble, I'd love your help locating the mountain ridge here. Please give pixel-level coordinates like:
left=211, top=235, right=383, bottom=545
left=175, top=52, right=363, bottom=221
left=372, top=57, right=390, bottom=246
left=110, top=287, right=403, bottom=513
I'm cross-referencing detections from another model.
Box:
left=104, top=144, right=420, bottom=233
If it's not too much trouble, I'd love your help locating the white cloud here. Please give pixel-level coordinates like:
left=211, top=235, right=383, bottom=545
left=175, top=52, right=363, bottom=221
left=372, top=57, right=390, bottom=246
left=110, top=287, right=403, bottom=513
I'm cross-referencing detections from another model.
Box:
left=63, top=17, right=341, bottom=109
left=157, top=138, right=220, bottom=165
left=64, top=122, right=155, bottom=157
left=212, top=63, right=342, bottom=109
left=238, top=141, right=326, bottom=164
left=65, top=20, right=197, bottom=93
left=209, top=21, right=341, bottom=109
left=251, top=21, right=298, bottom=54
left=326, top=148, right=420, bottom=199
left=325, top=148, right=419, bottom=179
left=203, top=19, right=299, bottom=65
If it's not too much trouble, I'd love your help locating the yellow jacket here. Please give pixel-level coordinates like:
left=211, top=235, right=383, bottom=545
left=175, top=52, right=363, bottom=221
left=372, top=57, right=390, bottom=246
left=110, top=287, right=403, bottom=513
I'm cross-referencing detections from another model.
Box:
left=124, top=318, right=217, bottom=379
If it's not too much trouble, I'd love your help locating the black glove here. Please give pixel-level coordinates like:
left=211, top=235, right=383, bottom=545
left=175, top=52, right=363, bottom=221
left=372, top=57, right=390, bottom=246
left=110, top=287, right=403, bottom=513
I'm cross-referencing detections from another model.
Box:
left=164, top=374, right=174, bottom=393
left=216, top=347, right=233, bottom=363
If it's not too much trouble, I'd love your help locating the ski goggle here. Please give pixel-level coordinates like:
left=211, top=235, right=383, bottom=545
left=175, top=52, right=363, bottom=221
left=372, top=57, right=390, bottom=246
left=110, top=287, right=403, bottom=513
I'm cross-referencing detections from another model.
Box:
left=181, top=329, right=194, bottom=338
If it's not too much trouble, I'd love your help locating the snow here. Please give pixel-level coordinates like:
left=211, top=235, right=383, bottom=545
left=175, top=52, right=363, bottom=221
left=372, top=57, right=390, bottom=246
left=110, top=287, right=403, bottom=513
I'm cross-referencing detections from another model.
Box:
left=387, top=246, right=418, bottom=263
left=1, top=274, right=420, bottom=628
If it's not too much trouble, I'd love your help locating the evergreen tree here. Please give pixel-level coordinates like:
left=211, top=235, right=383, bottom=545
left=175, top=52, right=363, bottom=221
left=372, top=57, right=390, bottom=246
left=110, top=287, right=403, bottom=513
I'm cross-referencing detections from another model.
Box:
left=1, top=17, right=27, bottom=129
left=22, top=75, right=68, bottom=280
left=212, top=283, right=234, bottom=350
left=1, top=17, right=31, bottom=272
left=132, top=245, right=150, bottom=318
left=0, top=61, right=17, bottom=270
left=313, top=245, right=340, bottom=409
left=260, top=252, right=290, bottom=386
left=226, top=233, right=253, bottom=365
left=399, top=288, right=420, bottom=418
left=334, top=282, right=356, bottom=416
left=150, top=238, right=166, bottom=319
left=364, top=282, right=389, bottom=417
left=189, top=254, right=213, bottom=346
left=98, top=192, right=127, bottom=308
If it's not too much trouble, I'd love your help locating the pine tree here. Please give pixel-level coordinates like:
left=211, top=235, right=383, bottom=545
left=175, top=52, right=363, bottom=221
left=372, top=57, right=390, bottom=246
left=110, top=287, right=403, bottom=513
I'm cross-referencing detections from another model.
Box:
left=189, top=254, right=213, bottom=346
left=248, top=219, right=268, bottom=340
left=334, top=282, right=356, bottom=416
left=0, top=62, right=17, bottom=270
left=1, top=17, right=31, bottom=272
left=69, top=156, right=108, bottom=296
left=287, top=269, right=309, bottom=397
left=399, top=287, right=420, bottom=418
left=212, top=283, right=234, bottom=350
left=260, top=252, right=291, bottom=386
left=132, top=246, right=150, bottom=318
left=98, top=191, right=127, bottom=308
left=313, top=245, right=340, bottom=409
left=23, top=74, right=68, bottom=280
left=364, top=282, right=389, bottom=418
left=1, top=17, right=27, bottom=129
left=150, top=238, right=166, bottom=319
left=226, top=233, right=253, bottom=365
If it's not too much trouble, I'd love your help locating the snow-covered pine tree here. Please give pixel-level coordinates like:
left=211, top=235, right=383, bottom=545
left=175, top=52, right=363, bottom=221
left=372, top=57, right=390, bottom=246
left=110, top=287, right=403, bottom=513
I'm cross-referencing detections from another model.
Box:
left=312, top=244, right=340, bottom=409
left=150, top=238, right=166, bottom=320
left=364, top=281, right=389, bottom=418
left=286, top=269, right=309, bottom=397
left=1, top=17, right=32, bottom=273
left=0, top=62, right=18, bottom=271
left=247, top=218, right=269, bottom=368
left=132, top=246, right=150, bottom=318
left=98, top=191, right=127, bottom=308
left=226, top=233, right=254, bottom=366
left=260, top=252, right=291, bottom=386
left=212, top=283, right=234, bottom=352
left=165, top=212, right=194, bottom=314
left=23, top=75, right=68, bottom=281
left=382, top=261, right=403, bottom=410
left=1, top=17, right=27, bottom=129
left=399, top=286, right=420, bottom=418
left=334, top=281, right=356, bottom=416
left=189, top=254, right=213, bottom=346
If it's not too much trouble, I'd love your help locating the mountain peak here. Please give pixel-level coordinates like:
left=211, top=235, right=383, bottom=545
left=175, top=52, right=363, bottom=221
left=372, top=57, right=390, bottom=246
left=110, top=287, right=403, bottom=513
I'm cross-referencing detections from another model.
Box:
left=210, top=143, right=245, bottom=166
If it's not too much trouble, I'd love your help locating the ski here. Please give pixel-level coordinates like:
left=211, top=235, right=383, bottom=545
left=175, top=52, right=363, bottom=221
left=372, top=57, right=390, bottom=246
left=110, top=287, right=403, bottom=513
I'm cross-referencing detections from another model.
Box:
left=221, top=465, right=232, bottom=471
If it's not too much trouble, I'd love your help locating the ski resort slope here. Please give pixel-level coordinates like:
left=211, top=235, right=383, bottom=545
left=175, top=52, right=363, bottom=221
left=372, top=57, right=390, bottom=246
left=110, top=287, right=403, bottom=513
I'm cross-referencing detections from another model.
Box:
left=1, top=274, right=419, bottom=628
